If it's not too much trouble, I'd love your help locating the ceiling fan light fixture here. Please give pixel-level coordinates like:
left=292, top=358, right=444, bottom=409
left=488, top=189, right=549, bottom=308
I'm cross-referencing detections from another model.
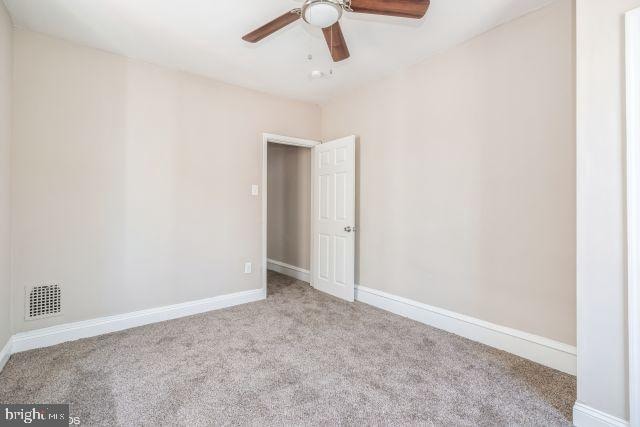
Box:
left=302, top=0, right=342, bottom=28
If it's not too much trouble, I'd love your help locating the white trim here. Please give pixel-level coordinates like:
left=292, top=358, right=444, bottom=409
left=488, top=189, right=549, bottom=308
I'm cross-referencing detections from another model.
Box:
left=261, top=133, right=319, bottom=296
left=267, top=258, right=310, bottom=282
left=626, top=8, right=640, bottom=427
left=11, top=288, right=264, bottom=353
left=355, top=285, right=577, bottom=375
left=262, top=133, right=320, bottom=148
left=0, top=337, right=11, bottom=372
left=573, top=402, right=630, bottom=427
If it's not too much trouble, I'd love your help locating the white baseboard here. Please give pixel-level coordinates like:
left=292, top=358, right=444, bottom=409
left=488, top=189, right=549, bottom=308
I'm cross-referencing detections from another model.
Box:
left=0, top=337, right=11, bottom=372
left=355, top=285, right=577, bottom=375
left=267, top=258, right=310, bottom=283
left=573, top=402, right=629, bottom=427
left=11, top=288, right=264, bottom=354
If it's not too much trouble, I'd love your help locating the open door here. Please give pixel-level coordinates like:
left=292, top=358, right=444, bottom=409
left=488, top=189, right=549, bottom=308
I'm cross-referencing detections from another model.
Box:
left=312, top=136, right=356, bottom=302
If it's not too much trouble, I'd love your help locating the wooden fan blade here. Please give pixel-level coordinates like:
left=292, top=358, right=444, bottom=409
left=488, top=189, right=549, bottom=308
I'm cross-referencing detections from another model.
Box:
left=349, top=0, right=430, bottom=19
left=242, top=9, right=301, bottom=43
left=322, top=22, right=350, bottom=62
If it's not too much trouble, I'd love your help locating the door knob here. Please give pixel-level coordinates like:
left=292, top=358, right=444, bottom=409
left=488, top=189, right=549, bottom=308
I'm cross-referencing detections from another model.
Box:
left=344, top=226, right=356, bottom=232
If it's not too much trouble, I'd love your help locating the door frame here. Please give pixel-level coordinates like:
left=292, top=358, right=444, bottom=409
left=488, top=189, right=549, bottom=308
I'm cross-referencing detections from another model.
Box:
left=626, top=7, right=640, bottom=427
left=261, top=133, right=320, bottom=298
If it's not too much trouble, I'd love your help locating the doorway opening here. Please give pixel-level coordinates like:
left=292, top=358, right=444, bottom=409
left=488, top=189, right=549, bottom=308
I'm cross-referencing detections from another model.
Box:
left=265, top=137, right=315, bottom=296
left=261, top=134, right=318, bottom=298
left=261, top=133, right=357, bottom=302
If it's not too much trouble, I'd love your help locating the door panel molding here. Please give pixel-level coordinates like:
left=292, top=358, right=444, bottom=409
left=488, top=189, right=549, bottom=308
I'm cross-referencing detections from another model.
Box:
left=312, top=136, right=356, bottom=301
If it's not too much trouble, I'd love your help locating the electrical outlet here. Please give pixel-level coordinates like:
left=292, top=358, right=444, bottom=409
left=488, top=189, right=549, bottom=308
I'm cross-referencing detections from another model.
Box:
left=251, top=185, right=259, bottom=196
left=244, top=262, right=252, bottom=274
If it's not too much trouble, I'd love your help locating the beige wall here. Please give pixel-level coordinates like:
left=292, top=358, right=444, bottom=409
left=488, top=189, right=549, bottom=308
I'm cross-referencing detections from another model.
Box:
left=321, top=0, right=576, bottom=345
left=576, top=0, right=640, bottom=421
left=0, top=3, right=12, bottom=348
left=267, top=143, right=311, bottom=271
left=11, top=30, right=320, bottom=333
left=7, top=1, right=580, bottom=379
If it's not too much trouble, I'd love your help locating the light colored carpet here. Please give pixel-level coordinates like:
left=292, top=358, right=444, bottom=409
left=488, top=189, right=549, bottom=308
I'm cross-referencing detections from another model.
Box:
left=0, top=271, right=575, bottom=425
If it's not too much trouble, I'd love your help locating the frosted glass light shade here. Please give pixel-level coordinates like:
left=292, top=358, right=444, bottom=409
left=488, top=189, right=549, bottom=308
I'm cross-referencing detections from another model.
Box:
left=302, top=1, right=342, bottom=28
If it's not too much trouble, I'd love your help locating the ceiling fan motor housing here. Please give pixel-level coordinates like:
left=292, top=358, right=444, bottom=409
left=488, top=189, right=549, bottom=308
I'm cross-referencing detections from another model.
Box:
left=302, top=0, right=343, bottom=28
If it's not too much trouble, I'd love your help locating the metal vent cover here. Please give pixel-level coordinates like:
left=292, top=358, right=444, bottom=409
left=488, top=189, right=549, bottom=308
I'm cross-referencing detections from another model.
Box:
left=25, top=284, right=62, bottom=320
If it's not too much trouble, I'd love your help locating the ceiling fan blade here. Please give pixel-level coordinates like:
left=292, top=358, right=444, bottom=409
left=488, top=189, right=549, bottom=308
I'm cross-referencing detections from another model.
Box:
left=322, top=22, right=350, bottom=62
left=242, top=9, right=301, bottom=43
left=349, top=0, right=430, bottom=19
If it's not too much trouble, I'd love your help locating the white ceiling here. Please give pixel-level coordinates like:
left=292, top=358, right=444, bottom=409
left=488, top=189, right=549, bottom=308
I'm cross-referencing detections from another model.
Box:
left=3, top=0, right=556, bottom=104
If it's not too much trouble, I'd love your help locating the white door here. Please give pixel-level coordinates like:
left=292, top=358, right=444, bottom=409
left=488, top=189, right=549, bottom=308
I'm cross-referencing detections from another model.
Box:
left=312, top=136, right=356, bottom=302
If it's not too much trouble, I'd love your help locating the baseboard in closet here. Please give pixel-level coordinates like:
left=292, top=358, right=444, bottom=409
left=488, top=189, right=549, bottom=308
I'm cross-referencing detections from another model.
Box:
left=267, top=258, right=310, bottom=283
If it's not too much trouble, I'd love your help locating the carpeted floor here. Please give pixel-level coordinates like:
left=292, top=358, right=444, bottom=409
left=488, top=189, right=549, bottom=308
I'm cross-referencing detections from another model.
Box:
left=0, top=271, right=576, bottom=425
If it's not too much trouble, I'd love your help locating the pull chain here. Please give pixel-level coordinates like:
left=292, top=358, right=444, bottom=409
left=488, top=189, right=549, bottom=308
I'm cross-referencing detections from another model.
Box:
left=330, top=24, right=334, bottom=59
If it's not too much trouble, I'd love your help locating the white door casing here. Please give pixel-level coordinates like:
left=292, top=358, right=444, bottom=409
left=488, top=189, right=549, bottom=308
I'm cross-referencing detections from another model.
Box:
left=626, top=8, right=640, bottom=427
left=312, top=136, right=356, bottom=302
left=261, top=133, right=319, bottom=298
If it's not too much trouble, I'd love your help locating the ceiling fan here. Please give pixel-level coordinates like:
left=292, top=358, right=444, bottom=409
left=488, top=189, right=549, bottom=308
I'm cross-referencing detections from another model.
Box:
left=242, top=0, right=430, bottom=62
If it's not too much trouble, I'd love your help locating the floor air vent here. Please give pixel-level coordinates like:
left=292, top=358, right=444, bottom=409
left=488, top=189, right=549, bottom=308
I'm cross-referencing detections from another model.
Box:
left=25, top=284, right=62, bottom=320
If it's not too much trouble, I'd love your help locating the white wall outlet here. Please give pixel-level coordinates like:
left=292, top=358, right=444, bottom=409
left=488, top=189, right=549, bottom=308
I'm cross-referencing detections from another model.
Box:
left=244, top=262, right=252, bottom=274
left=251, top=184, right=259, bottom=196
